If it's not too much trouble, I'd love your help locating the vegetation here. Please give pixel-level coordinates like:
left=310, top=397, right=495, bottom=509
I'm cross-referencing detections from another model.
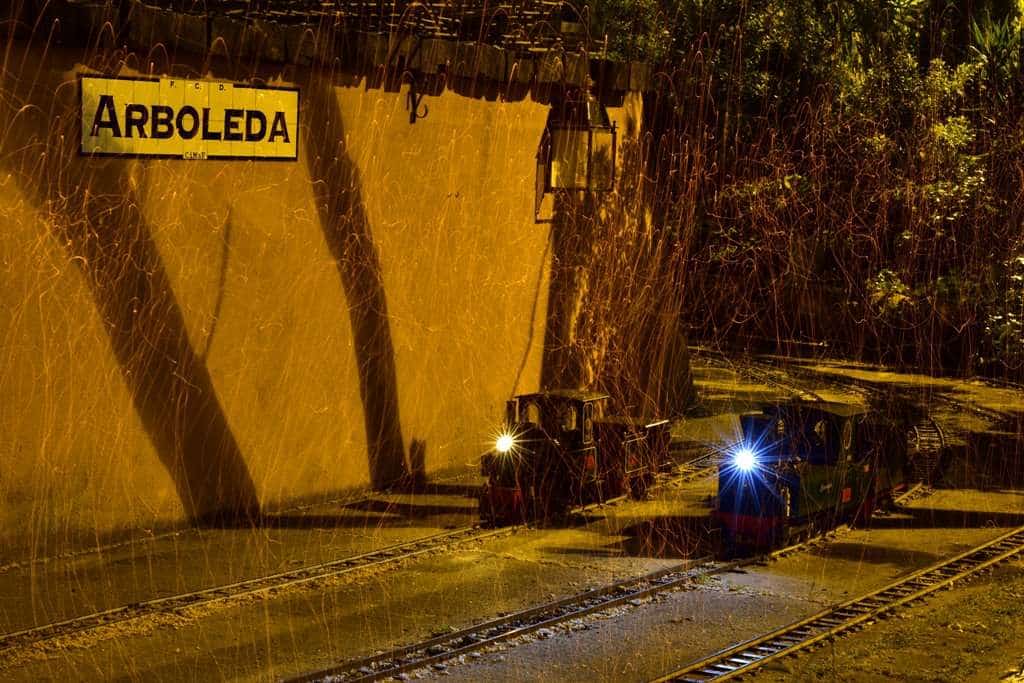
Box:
left=590, top=0, right=1024, bottom=377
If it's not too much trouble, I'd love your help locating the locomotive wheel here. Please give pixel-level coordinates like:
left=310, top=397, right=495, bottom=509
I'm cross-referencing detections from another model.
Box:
left=852, top=487, right=876, bottom=528
left=478, top=492, right=494, bottom=527
left=530, top=477, right=568, bottom=523
left=629, top=472, right=654, bottom=500
left=602, top=468, right=626, bottom=501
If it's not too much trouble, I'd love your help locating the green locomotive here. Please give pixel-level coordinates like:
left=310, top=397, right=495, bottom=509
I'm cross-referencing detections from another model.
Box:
left=715, top=400, right=923, bottom=552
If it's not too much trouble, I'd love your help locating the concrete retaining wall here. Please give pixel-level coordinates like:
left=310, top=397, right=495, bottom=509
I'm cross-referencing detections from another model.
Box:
left=0, top=41, right=558, bottom=560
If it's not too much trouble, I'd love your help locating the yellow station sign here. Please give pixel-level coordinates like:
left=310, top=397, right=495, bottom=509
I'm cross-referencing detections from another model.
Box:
left=80, top=74, right=299, bottom=161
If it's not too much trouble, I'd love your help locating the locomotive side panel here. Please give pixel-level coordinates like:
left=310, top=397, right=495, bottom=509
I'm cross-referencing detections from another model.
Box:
left=480, top=392, right=672, bottom=524
left=594, top=418, right=670, bottom=499
left=718, top=403, right=894, bottom=553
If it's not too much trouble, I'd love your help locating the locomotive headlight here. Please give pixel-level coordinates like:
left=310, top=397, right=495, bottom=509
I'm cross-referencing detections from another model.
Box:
left=733, top=447, right=757, bottom=472
left=496, top=433, right=516, bottom=454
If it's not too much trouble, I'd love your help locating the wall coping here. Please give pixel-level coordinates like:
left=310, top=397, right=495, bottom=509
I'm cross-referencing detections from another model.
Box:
left=28, top=0, right=652, bottom=106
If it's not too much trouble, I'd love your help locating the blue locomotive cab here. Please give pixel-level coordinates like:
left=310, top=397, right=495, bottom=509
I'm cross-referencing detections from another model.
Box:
left=716, top=402, right=877, bottom=553
left=716, top=412, right=799, bottom=548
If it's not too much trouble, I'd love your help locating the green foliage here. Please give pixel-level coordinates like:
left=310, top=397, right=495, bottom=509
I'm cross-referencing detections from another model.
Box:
left=869, top=269, right=913, bottom=315
left=916, top=111, right=992, bottom=228
left=600, top=0, right=1024, bottom=373
left=588, top=0, right=673, bottom=61
left=970, top=10, right=1022, bottom=100
left=984, top=256, right=1024, bottom=370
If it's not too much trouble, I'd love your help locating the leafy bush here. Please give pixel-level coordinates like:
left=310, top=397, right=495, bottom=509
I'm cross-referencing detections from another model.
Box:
left=599, top=0, right=1024, bottom=374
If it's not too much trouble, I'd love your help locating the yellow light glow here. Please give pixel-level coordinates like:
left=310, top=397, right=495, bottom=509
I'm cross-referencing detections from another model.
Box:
left=496, top=433, right=515, bottom=453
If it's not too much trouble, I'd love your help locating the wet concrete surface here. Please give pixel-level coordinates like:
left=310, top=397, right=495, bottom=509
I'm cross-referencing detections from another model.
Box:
left=0, top=483, right=482, bottom=636
left=0, top=477, right=716, bottom=680
left=4, top=481, right=1022, bottom=682
left=438, top=487, right=1024, bottom=682
left=3, top=358, right=1022, bottom=680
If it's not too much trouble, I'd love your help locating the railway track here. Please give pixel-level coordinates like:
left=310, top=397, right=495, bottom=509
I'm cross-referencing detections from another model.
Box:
left=752, top=355, right=1011, bottom=424
left=0, top=525, right=511, bottom=658
left=283, top=532, right=843, bottom=683
left=0, top=455, right=717, bottom=659
left=651, top=524, right=1024, bottom=682
left=693, top=349, right=828, bottom=404
left=665, top=449, right=719, bottom=485
left=283, top=478, right=935, bottom=683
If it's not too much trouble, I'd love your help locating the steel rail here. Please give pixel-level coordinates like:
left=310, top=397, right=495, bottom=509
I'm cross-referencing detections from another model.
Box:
left=283, top=476, right=903, bottom=683
left=651, top=524, right=1024, bottom=682
left=669, top=450, right=718, bottom=484
left=283, top=533, right=833, bottom=683
left=691, top=347, right=829, bottom=404
left=0, top=456, right=718, bottom=659
left=0, top=525, right=510, bottom=657
left=890, top=481, right=929, bottom=506
left=285, top=557, right=712, bottom=683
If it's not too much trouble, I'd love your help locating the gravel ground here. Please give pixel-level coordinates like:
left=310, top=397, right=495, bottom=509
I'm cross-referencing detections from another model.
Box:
left=0, top=480, right=715, bottom=681
left=750, top=559, right=1024, bottom=683
left=430, top=488, right=1024, bottom=682
left=0, top=487, right=482, bottom=636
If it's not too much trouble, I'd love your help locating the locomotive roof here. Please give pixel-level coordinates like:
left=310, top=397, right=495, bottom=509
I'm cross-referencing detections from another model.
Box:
left=515, top=389, right=610, bottom=402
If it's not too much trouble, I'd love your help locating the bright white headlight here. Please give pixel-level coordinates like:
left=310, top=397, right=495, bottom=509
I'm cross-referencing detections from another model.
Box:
left=734, top=447, right=756, bottom=472
left=496, top=433, right=515, bottom=454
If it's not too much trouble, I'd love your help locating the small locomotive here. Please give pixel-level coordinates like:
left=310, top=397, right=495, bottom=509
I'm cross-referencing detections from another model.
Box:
left=479, top=390, right=671, bottom=524
left=715, top=401, right=918, bottom=553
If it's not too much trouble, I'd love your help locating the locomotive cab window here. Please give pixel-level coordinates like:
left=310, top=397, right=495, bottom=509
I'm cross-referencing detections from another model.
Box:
left=506, top=399, right=518, bottom=425
left=582, top=403, right=593, bottom=443
left=806, top=417, right=839, bottom=465
left=841, top=419, right=854, bottom=459
left=524, top=401, right=541, bottom=426
left=560, top=405, right=578, bottom=432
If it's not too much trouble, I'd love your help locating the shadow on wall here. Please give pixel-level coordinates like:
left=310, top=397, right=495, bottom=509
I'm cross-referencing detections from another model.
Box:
left=538, top=152, right=696, bottom=417
left=1, top=53, right=261, bottom=525
left=300, top=69, right=409, bottom=490
left=2, top=27, right=460, bottom=536
left=3, top=50, right=416, bottom=539
left=540, top=193, right=598, bottom=391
